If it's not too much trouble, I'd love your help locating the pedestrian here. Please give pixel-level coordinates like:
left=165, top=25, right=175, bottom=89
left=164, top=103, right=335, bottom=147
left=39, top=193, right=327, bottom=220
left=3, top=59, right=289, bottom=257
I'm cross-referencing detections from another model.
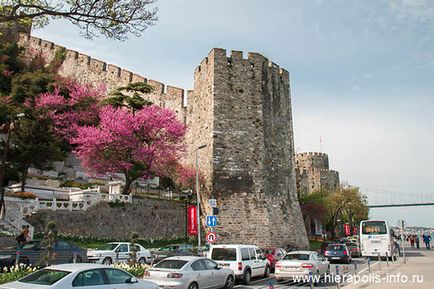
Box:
left=423, top=234, right=431, bottom=250
left=25, top=225, right=32, bottom=242
left=410, top=235, right=415, bottom=248
left=15, top=225, right=27, bottom=245
left=415, top=235, right=420, bottom=249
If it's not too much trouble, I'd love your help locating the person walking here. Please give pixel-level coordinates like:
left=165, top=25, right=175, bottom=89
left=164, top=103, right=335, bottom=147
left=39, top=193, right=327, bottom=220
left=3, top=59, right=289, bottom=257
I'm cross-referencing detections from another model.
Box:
left=423, top=234, right=431, bottom=250
left=410, top=235, right=415, bottom=248
left=415, top=235, right=420, bottom=249
left=15, top=225, right=27, bottom=245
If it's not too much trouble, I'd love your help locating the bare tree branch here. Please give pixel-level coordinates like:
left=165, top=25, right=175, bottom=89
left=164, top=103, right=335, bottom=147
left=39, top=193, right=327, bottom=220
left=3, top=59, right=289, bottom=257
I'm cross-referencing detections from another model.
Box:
left=0, top=0, right=158, bottom=40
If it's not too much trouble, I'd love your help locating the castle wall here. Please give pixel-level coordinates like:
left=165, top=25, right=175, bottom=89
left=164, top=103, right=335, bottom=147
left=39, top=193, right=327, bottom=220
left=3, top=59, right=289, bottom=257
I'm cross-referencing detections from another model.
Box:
left=17, top=34, right=186, bottom=122
left=192, top=48, right=308, bottom=248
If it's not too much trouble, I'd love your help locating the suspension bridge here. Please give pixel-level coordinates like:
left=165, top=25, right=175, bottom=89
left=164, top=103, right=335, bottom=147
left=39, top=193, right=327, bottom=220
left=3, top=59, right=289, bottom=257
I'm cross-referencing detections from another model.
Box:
left=362, top=188, right=434, bottom=208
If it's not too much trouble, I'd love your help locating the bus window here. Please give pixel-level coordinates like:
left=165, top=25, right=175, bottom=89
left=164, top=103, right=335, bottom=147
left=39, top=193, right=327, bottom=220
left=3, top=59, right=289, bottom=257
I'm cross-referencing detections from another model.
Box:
left=362, top=221, right=387, bottom=235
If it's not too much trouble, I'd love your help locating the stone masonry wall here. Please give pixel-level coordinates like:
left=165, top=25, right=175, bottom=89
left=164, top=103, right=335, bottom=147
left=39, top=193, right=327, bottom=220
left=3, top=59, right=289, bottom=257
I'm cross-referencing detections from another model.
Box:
left=25, top=197, right=187, bottom=240
left=295, top=152, right=340, bottom=194
left=17, top=34, right=186, bottom=121
left=191, top=48, right=309, bottom=248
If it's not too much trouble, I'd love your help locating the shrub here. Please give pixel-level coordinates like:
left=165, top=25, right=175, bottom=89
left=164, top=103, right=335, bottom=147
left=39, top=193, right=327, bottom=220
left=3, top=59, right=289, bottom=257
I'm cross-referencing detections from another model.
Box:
left=113, top=263, right=149, bottom=277
left=0, top=264, right=38, bottom=284
left=15, top=191, right=37, bottom=199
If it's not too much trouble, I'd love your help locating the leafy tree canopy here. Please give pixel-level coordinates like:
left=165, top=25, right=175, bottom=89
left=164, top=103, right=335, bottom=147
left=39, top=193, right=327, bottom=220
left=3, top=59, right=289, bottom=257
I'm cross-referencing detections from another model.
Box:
left=0, top=0, right=158, bottom=40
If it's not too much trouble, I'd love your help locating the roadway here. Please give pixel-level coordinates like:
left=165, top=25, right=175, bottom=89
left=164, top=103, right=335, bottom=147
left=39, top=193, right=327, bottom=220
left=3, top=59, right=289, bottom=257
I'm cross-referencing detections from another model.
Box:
left=234, top=257, right=373, bottom=288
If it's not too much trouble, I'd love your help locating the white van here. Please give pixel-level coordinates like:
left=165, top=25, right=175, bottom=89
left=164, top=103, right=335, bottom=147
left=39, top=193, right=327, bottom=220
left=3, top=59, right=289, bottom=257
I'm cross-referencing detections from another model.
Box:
left=209, top=244, right=270, bottom=284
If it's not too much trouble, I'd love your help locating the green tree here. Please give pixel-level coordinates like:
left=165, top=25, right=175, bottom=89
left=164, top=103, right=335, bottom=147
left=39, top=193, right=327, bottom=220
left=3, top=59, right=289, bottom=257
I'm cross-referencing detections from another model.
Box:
left=325, top=184, right=369, bottom=239
left=41, top=221, right=57, bottom=267
left=0, top=0, right=158, bottom=40
left=102, top=82, right=154, bottom=113
left=10, top=116, right=64, bottom=192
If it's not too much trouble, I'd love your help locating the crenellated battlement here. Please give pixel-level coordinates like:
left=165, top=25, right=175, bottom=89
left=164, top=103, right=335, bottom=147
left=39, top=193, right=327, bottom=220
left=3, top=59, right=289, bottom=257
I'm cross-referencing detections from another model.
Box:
left=194, top=48, right=289, bottom=80
left=17, top=33, right=185, bottom=114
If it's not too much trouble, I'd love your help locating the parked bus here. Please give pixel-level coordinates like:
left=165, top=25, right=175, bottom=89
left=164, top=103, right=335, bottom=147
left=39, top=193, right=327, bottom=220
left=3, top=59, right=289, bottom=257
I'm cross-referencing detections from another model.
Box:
left=360, top=220, right=395, bottom=258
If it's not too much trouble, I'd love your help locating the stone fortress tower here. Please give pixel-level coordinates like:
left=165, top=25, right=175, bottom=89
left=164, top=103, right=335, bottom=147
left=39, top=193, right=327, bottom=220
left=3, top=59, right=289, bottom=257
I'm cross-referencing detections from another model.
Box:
left=13, top=32, right=309, bottom=248
left=295, top=152, right=340, bottom=194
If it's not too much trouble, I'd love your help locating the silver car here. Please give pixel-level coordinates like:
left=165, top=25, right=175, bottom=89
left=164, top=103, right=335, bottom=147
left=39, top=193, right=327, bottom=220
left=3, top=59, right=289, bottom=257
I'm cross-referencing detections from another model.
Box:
left=144, top=256, right=235, bottom=289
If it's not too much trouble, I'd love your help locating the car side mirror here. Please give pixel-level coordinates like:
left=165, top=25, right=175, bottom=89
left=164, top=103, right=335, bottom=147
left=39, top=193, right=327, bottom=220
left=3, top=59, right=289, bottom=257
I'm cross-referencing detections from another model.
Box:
left=216, top=265, right=222, bottom=270
left=126, top=277, right=138, bottom=283
left=115, top=248, right=120, bottom=253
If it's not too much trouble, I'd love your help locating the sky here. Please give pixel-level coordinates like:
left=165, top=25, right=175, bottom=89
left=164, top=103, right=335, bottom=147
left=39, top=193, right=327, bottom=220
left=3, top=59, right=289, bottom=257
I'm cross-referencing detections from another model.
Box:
left=32, top=0, right=434, bottom=227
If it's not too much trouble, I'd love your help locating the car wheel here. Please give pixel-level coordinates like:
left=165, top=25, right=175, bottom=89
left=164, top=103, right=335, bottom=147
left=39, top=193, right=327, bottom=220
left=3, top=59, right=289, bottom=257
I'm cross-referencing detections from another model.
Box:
left=188, top=282, right=199, bottom=289
left=263, top=265, right=270, bottom=278
left=224, top=275, right=234, bottom=289
left=243, top=269, right=251, bottom=285
left=102, top=257, right=112, bottom=265
left=138, top=257, right=146, bottom=265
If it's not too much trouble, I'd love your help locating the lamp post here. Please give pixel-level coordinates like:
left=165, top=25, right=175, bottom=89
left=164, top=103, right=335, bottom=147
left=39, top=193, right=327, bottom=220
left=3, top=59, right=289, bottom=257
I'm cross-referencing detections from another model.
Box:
left=0, top=113, right=25, bottom=218
left=195, top=144, right=206, bottom=255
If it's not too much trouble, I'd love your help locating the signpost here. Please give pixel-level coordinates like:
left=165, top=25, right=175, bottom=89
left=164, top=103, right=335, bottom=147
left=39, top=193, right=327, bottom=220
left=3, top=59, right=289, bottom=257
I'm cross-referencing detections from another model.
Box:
left=206, top=232, right=217, bottom=244
left=206, top=216, right=218, bottom=227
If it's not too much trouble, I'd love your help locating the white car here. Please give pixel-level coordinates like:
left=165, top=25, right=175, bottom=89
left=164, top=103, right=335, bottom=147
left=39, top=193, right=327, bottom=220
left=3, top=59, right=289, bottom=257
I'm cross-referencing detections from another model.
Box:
left=275, top=251, right=330, bottom=282
left=87, top=242, right=151, bottom=265
left=0, top=263, right=159, bottom=289
left=209, top=244, right=270, bottom=284
left=144, top=256, right=235, bottom=289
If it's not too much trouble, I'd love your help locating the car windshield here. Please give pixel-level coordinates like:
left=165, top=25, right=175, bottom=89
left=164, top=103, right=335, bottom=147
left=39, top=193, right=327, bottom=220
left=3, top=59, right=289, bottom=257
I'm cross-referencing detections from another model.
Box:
left=154, top=260, right=188, bottom=269
left=327, top=245, right=345, bottom=251
left=19, top=269, right=70, bottom=285
left=283, top=254, right=310, bottom=261
left=362, top=221, right=387, bottom=235
left=211, top=248, right=236, bottom=261
left=158, top=245, right=178, bottom=251
left=99, top=243, right=119, bottom=251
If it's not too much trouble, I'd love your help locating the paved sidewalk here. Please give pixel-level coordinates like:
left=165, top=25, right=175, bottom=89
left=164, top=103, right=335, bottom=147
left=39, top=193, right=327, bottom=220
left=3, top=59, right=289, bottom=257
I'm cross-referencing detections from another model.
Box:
left=345, top=246, right=433, bottom=289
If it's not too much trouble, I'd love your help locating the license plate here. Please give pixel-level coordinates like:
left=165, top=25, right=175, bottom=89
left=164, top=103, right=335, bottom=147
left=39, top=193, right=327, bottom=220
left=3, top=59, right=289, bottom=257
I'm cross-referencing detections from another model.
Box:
left=371, top=240, right=381, bottom=243
left=332, top=257, right=340, bottom=259
left=282, top=267, right=297, bottom=271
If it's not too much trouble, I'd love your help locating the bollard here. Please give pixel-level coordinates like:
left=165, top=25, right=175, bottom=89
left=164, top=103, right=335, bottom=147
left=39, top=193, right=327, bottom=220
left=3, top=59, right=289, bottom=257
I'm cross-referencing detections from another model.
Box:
left=309, top=271, right=314, bottom=289
left=73, top=251, right=77, bottom=263
left=378, top=253, right=381, bottom=271
left=354, top=262, right=358, bottom=275
left=368, top=257, right=371, bottom=273
left=336, top=266, right=341, bottom=289
left=15, top=250, right=21, bottom=266
left=386, top=252, right=389, bottom=267
left=115, top=251, right=119, bottom=263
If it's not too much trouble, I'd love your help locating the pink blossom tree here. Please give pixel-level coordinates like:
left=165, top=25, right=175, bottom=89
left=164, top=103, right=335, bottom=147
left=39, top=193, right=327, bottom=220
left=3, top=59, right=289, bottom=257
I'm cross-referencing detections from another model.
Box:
left=72, top=105, right=186, bottom=194
left=33, top=82, right=105, bottom=141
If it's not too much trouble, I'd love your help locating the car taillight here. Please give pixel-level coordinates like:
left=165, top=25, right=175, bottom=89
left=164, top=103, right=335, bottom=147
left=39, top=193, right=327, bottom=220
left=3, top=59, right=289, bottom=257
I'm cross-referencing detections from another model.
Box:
left=167, top=273, right=183, bottom=278
left=301, top=263, right=314, bottom=269
left=324, top=251, right=329, bottom=256
left=238, top=262, right=243, bottom=271
left=275, top=262, right=282, bottom=268
left=343, top=251, right=347, bottom=255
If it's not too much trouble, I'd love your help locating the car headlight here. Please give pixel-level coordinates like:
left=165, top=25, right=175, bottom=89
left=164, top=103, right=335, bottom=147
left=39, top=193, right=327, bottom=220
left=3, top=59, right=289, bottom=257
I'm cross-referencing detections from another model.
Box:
left=0, top=255, right=12, bottom=259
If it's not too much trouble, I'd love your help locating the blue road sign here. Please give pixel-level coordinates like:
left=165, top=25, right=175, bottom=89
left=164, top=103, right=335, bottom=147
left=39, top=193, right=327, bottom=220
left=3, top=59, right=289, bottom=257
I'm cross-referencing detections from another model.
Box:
left=206, top=216, right=218, bottom=227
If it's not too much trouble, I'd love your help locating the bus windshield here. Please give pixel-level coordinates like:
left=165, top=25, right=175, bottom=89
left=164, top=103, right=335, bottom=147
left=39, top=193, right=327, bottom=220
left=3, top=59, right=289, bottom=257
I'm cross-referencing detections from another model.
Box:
left=362, top=221, right=387, bottom=235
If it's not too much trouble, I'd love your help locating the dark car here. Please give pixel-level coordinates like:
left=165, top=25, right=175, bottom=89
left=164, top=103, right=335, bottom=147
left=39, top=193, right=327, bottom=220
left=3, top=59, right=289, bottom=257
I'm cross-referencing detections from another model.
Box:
left=345, top=242, right=361, bottom=258
left=263, top=247, right=286, bottom=271
left=324, top=243, right=352, bottom=264
left=0, top=240, right=88, bottom=269
left=151, top=244, right=194, bottom=264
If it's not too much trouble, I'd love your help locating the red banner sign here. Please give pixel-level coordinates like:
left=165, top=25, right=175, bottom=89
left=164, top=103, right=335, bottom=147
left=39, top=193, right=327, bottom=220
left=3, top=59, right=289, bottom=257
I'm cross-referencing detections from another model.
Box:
left=344, top=224, right=351, bottom=236
left=187, top=205, right=198, bottom=235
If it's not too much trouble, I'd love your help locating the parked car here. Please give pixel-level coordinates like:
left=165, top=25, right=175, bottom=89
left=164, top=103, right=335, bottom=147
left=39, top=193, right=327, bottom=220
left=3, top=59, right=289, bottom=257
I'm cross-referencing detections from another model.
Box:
left=0, top=240, right=87, bottom=269
left=0, top=263, right=159, bottom=289
left=144, top=256, right=234, bottom=289
left=262, top=247, right=286, bottom=271
left=151, top=244, right=194, bottom=264
left=209, top=244, right=270, bottom=285
left=87, top=242, right=151, bottom=265
left=275, top=251, right=329, bottom=282
left=324, top=244, right=352, bottom=264
left=345, top=242, right=361, bottom=258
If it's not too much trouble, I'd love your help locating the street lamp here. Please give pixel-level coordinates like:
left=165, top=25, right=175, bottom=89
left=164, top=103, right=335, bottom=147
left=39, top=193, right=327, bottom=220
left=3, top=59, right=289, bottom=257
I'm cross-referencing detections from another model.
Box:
left=0, top=113, right=25, bottom=218
left=195, top=144, right=206, bottom=255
